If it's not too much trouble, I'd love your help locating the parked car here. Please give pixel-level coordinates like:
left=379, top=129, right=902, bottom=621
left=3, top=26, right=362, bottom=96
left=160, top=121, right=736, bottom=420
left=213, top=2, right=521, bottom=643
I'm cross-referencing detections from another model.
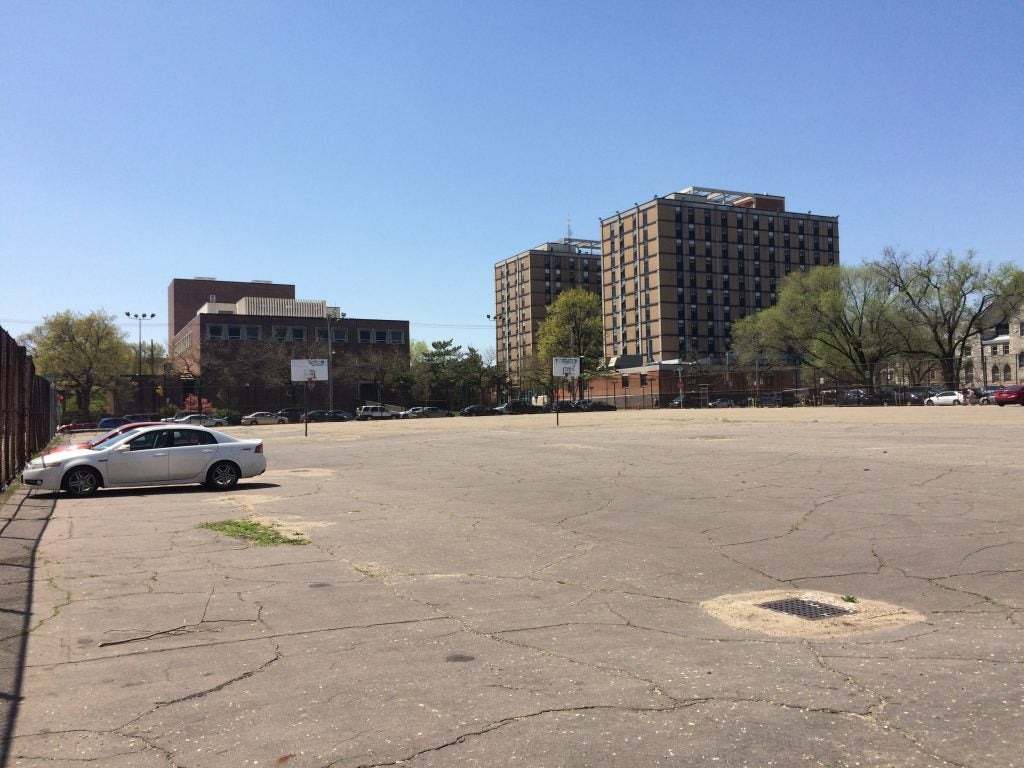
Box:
left=275, top=407, right=306, bottom=423
left=972, top=385, right=1000, bottom=404
left=821, top=389, right=879, bottom=406
left=22, top=424, right=267, bottom=496
left=175, top=414, right=228, bottom=427
left=97, top=416, right=132, bottom=429
left=300, top=410, right=352, bottom=422
left=122, top=413, right=156, bottom=424
left=406, top=406, right=450, bottom=418
left=707, top=398, right=735, bottom=408
left=460, top=404, right=497, bottom=416
left=994, top=384, right=1024, bottom=406
left=904, top=386, right=941, bottom=406
left=575, top=399, right=616, bottom=412
left=355, top=405, right=398, bottom=420
left=241, top=411, right=288, bottom=425
left=493, top=400, right=544, bottom=415
left=56, top=419, right=99, bottom=433
left=547, top=400, right=578, bottom=412
left=924, top=390, right=965, bottom=406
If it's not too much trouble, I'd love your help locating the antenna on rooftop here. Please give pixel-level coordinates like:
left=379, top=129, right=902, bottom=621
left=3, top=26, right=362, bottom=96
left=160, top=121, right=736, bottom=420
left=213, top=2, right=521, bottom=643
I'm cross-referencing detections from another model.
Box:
left=567, top=215, right=573, bottom=242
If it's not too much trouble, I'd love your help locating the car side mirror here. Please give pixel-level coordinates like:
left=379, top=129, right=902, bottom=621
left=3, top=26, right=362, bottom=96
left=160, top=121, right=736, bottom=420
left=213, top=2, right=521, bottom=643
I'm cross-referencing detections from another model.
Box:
left=115, top=444, right=131, bottom=453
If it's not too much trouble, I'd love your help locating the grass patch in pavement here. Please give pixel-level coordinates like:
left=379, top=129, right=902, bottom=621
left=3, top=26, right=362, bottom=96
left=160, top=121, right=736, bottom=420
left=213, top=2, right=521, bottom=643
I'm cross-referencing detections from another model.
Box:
left=201, top=519, right=308, bottom=546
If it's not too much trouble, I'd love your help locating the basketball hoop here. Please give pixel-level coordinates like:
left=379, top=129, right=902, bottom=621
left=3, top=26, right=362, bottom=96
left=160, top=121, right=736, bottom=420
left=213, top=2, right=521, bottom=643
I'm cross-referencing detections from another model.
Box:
left=306, top=371, right=317, bottom=391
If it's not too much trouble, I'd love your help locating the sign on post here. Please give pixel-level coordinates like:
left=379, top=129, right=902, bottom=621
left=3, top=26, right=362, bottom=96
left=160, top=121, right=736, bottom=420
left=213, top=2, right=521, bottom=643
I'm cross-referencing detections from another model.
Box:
left=291, top=359, right=328, bottom=383
left=291, top=359, right=328, bottom=437
left=552, top=357, right=581, bottom=378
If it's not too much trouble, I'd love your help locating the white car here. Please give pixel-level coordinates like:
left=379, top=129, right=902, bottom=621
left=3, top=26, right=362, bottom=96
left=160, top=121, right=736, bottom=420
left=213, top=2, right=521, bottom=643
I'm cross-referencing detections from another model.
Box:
left=355, top=406, right=397, bottom=420
left=924, top=390, right=965, bottom=406
left=175, top=414, right=228, bottom=427
left=22, top=425, right=266, bottom=496
left=241, top=411, right=287, bottom=425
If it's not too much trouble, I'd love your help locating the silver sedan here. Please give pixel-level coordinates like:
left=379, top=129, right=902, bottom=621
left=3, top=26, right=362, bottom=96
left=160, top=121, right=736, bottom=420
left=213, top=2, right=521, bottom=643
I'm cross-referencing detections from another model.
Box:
left=22, top=425, right=266, bottom=496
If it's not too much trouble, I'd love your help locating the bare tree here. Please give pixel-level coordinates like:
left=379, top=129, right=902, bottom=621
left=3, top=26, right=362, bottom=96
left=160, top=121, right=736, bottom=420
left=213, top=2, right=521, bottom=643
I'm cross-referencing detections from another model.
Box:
left=871, top=248, right=1024, bottom=388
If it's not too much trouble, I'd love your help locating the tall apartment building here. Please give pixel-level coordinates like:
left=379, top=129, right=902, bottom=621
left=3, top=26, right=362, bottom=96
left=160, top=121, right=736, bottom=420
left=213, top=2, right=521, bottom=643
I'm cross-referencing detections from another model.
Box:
left=493, top=239, right=601, bottom=391
left=601, top=186, right=839, bottom=363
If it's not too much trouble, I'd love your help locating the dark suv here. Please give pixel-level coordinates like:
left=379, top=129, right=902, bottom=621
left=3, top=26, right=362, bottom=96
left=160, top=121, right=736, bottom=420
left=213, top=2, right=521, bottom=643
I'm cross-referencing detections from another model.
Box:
left=275, top=407, right=306, bottom=423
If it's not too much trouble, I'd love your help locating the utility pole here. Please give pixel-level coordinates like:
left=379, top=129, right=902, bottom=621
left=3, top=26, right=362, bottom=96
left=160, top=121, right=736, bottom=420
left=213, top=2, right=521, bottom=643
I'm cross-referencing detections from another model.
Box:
left=125, top=311, right=156, bottom=410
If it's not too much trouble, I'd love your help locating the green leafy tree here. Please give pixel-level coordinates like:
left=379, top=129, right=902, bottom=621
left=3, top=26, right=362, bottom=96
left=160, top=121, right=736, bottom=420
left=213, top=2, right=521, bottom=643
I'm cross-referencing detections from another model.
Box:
left=535, top=288, right=603, bottom=399
left=733, top=266, right=903, bottom=388
left=422, top=339, right=462, bottom=410
left=871, top=248, right=1024, bottom=388
left=19, top=310, right=133, bottom=417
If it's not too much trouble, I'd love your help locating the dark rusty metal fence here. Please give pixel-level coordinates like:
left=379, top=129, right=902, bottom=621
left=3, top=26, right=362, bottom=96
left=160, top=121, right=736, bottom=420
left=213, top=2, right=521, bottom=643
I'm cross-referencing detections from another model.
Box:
left=1, top=326, right=55, bottom=491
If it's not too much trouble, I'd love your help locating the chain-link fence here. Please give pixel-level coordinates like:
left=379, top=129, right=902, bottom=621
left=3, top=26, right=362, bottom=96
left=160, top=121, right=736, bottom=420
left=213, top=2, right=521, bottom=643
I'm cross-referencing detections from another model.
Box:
left=1, top=326, right=55, bottom=490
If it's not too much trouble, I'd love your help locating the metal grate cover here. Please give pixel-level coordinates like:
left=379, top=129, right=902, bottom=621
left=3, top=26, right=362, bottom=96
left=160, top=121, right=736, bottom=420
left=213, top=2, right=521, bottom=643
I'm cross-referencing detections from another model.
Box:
left=757, top=598, right=853, bottom=621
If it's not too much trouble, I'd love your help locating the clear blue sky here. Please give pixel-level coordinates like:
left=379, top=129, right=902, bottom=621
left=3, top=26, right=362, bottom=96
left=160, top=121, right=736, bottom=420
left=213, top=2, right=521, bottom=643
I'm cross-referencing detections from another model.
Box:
left=3, top=1, right=1022, bottom=356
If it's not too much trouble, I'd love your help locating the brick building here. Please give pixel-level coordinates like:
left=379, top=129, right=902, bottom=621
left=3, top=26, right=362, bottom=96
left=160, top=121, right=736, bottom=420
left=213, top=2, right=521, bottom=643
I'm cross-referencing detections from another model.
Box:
left=601, top=186, right=839, bottom=364
left=492, top=239, right=601, bottom=397
left=168, top=278, right=409, bottom=413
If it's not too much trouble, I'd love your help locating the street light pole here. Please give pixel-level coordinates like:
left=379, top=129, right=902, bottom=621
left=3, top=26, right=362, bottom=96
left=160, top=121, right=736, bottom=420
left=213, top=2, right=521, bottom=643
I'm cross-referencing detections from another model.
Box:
left=125, top=311, right=156, bottom=376
left=325, top=308, right=345, bottom=412
left=125, top=311, right=156, bottom=409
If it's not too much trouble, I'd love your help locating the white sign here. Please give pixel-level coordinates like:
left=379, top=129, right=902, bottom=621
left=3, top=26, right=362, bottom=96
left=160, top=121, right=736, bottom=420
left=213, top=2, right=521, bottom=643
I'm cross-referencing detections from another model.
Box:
left=291, top=358, right=328, bottom=382
left=552, top=357, right=581, bottom=378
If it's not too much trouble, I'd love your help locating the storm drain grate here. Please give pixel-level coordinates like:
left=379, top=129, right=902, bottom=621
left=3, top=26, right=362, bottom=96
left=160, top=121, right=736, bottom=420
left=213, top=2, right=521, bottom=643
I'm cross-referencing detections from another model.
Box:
left=757, top=598, right=853, bottom=621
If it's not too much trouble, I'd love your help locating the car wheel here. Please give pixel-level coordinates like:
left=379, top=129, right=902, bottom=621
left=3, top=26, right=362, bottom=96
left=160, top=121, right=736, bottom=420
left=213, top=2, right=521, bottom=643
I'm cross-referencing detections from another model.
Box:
left=925, top=401, right=934, bottom=406
left=63, top=467, right=101, bottom=496
left=206, top=461, right=240, bottom=490
left=277, top=418, right=287, bottom=424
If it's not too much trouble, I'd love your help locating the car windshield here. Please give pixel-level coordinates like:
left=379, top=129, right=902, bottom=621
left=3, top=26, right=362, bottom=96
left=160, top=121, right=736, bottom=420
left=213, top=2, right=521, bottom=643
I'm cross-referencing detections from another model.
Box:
left=89, top=427, right=143, bottom=449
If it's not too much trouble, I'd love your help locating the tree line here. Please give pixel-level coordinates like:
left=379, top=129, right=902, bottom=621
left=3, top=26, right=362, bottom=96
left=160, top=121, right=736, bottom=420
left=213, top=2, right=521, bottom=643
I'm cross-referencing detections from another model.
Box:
left=731, top=248, right=1024, bottom=390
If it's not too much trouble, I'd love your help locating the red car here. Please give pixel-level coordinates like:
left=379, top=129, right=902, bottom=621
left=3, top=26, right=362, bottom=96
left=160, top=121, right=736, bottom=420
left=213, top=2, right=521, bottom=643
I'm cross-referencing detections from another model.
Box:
left=46, top=422, right=162, bottom=454
left=994, top=384, right=1024, bottom=406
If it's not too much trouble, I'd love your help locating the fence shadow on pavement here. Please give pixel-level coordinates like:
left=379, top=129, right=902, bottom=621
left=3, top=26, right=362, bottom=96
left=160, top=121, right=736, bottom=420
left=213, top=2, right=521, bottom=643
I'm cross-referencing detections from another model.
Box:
left=0, top=488, right=56, bottom=768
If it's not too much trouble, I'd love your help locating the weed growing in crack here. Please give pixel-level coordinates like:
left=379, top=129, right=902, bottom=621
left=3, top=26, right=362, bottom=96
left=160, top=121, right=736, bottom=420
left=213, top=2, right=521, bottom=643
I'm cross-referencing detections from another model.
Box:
left=200, top=519, right=308, bottom=546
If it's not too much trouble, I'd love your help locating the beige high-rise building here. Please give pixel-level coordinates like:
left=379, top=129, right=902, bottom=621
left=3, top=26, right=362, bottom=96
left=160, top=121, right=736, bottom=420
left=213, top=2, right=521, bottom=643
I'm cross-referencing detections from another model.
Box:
left=492, top=238, right=601, bottom=395
left=601, top=186, right=839, bottom=363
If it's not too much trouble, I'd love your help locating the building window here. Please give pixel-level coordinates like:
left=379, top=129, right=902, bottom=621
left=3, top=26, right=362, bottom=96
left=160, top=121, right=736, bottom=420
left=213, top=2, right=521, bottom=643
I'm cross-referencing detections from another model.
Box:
left=1004, top=364, right=1012, bottom=381
left=208, top=325, right=224, bottom=339
left=246, top=326, right=261, bottom=340
left=389, top=330, right=405, bottom=344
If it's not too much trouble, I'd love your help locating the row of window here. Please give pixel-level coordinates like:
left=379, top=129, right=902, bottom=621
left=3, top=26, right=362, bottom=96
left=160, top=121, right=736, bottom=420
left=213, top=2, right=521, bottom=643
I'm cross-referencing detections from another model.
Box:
left=610, top=209, right=835, bottom=236
left=206, top=324, right=405, bottom=344
left=965, top=363, right=1020, bottom=383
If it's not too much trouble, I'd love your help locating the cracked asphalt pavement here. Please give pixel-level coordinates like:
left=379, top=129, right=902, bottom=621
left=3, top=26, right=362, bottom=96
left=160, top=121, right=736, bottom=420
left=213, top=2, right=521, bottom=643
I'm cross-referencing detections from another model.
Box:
left=2, top=407, right=1022, bottom=767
